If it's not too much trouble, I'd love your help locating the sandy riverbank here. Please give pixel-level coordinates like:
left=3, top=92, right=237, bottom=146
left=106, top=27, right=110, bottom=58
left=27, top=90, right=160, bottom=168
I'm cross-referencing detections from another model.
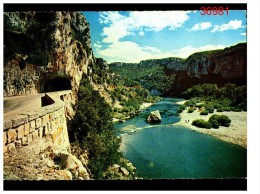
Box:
left=174, top=101, right=247, bottom=148
left=140, top=102, right=153, bottom=110
left=113, top=102, right=154, bottom=122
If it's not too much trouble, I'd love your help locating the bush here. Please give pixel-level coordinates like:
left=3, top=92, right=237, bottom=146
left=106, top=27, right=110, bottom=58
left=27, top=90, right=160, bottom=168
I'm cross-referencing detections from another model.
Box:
left=218, top=115, right=231, bottom=127
left=217, top=108, right=223, bottom=112
left=187, top=107, right=195, bottom=113
left=192, top=119, right=212, bottom=129
left=185, top=98, right=198, bottom=107
left=213, top=103, right=223, bottom=109
left=177, top=105, right=186, bottom=113
left=200, top=110, right=209, bottom=115
left=211, top=120, right=219, bottom=129
left=208, top=108, right=214, bottom=113
left=223, top=107, right=231, bottom=111
left=195, top=103, right=204, bottom=108
left=208, top=114, right=231, bottom=127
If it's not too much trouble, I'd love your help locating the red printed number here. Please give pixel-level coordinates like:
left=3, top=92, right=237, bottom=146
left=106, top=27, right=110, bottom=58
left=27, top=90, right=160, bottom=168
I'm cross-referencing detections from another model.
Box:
left=200, top=7, right=229, bottom=15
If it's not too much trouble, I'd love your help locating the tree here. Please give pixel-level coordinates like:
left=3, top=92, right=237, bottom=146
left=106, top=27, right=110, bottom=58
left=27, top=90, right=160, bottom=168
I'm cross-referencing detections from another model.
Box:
left=69, top=78, right=121, bottom=179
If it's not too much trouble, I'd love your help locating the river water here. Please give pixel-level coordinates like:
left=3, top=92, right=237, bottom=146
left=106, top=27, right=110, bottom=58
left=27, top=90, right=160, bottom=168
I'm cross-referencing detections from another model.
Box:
left=114, top=98, right=247, bottom=179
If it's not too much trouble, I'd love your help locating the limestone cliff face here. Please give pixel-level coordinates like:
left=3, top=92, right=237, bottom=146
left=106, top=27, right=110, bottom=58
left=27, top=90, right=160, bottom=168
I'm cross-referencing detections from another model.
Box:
left=109, top=43, right=247, bottom=96
left=4, top=11, right=95, bottom=118
left=185, top=43, right=247, bottom=79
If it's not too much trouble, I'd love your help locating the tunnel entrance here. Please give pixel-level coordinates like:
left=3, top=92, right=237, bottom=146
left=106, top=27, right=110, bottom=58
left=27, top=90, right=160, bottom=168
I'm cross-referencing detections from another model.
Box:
left=41, top=75, right=72, bottom=92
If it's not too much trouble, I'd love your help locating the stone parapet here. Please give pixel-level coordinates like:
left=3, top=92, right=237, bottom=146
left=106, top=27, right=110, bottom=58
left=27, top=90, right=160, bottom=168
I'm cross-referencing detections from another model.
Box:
left=3, top=90, right=72, bottom=155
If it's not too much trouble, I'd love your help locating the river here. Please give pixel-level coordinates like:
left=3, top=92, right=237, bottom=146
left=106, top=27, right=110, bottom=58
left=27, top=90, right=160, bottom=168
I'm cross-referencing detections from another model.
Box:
left=114, top=98, right=247, bottom=179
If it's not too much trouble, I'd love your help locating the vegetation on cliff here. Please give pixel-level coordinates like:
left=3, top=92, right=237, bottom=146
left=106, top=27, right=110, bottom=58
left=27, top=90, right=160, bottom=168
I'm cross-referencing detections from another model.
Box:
left=92, top=58, right=160, bottom=121
left=109, top=43, right=246, bottom=97
left=109, top=61, right=175, bottom=95
left=69, top=77, right=136, bottom=179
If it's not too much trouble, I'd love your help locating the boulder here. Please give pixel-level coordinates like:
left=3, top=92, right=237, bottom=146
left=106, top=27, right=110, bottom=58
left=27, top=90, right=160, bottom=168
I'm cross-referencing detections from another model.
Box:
left=56, top=170, right=73, bottom=180
left=120, top=167, right=129, bottom=176
left=147, top=110, right=162, bottom=124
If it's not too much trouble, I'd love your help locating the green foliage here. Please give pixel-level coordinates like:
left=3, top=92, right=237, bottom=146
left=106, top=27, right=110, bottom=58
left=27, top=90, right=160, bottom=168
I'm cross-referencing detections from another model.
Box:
left=192, top=119, right=212, bottom=129
left=208, top=114, right=231, bottom=127
left=185, top=98, right=200, bottom=107
left=124, top=99, right=140, bottom=110
left=223, top=107, right=231, bottom=111
left=187, top=107, right=196, bottom=113
left=217, top=108, right=223, bottom=112
left=192, top=114, right=231, bottom=129
left=200, top=110, right=209, bottom=115
left=195, top=103, right=204, bottom=108
left=109, top=61, right=175, bottom=94
left=177, top=105, right=186, bottom=113
left=181, top=83, right=247, bottom=112
left=210, top=119, right=220, bottom=129
left=69, top=78, right=122, bottom=179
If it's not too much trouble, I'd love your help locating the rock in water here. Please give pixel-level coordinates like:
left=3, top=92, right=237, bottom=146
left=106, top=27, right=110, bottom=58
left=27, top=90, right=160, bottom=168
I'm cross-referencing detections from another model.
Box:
left=147, top=110, right=162, bottom=124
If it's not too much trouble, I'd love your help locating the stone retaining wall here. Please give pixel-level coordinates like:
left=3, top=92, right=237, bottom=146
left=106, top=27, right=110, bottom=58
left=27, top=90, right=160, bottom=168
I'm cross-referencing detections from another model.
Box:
left=3, top=91, right=72, bottom=155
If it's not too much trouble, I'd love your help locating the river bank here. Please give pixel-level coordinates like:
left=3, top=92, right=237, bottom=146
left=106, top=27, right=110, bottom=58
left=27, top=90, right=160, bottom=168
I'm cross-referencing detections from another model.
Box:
left=174, top=101, right=247, bottom=148
left=112, top=102, right=155, bottom=122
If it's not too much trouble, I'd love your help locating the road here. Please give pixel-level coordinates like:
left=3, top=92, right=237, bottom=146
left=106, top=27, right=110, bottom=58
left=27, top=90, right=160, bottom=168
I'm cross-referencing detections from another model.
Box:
left=4, top=93, right=45, bottom=118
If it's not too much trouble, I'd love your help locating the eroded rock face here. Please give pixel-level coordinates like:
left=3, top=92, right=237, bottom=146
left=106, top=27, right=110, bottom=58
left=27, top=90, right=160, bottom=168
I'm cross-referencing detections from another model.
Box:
left=185, top=43, right=247, bottom=79
left=109, top=43, right=246, bottom=96
left=147, top=110, right=162, bottom=124
left=4, top=11, right=95, bottom=118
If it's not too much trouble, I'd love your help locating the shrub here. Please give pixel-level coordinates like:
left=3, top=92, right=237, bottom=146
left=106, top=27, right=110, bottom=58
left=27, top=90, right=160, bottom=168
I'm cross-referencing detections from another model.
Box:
left=223, top=107, right=231, bottom=111
left=177, top=105, right=186, bottom=113
left=211, top=120, right=219, bottom=129
left=195, top=103, right=204, bottom=108
left=217, top=108, right=223, bottom=112
left=187, top=107, right=195, bottom=113
left=208, top=114, right=219, bottom=123
left=208, top=108, right=214, bottom=113
left=213, top=103, right=223, bottom=109
left=217, top=115, right=231, bottom=127
left=200, top=110, right=209, bottom=115
left=208, top=114, right=231, bottom=127
left=192, top=119, right=212, bottom=129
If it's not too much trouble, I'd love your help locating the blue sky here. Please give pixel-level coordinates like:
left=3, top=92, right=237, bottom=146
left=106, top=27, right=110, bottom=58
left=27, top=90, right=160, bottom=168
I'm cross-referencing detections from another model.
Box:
left=83, top=10, right=246, bottom=63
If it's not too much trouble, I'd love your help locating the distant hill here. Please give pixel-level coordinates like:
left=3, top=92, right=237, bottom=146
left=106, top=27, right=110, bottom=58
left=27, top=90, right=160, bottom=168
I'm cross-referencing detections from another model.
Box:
left=109, top=43, right=247, bottom=96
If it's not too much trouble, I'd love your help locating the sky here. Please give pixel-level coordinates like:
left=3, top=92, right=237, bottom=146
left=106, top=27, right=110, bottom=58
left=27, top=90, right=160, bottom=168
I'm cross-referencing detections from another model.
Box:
left=83, top=10, right=246, bottom=63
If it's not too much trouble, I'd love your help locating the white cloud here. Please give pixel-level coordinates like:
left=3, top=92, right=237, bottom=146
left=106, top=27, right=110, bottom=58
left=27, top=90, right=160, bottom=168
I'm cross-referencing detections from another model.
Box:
left=189, top=22, right=212, bottom=31
left=211, top=19, right=244, bottom=32
left=93, top=42, right=102, bottom=50
left=97, top=41, right=171, bottom=63
left=139, top=31, right=145, bottom=36
left=95, top=11, right=226, bottom=63
left=172, top=44, right=225, bottom=59
left=240, top=32, right=246, bottom=36
left=95, top=40, right=226, bottom=63
left=99, top=11, right=190, bottom=43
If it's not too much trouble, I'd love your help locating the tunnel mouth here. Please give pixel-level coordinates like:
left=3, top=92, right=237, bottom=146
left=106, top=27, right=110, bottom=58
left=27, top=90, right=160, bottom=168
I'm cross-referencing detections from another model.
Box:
left=41, top=74, right=72, bottom=93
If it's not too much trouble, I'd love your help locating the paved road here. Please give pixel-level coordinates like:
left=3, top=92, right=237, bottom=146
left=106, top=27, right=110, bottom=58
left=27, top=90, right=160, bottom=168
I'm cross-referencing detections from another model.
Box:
left=4, top=93, right=45, bottom=118
left=4, top=90, right=71, bottom=118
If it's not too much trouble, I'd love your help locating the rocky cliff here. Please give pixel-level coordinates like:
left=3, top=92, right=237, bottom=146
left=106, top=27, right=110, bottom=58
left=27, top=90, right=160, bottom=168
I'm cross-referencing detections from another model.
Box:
left=4, top=11, right=95, bottom=118
left=109, top=43, right=247, bottom=96
left=4, top=11, right=138, bottom=181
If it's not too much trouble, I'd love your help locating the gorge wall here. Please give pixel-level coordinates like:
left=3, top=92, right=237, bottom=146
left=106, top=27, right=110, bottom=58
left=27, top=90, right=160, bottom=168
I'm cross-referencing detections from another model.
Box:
left=110, top=43, right=247, bottom=96
left=3, top=11, right=96, bottom=180
left=4, top=11, right=95, bottom=118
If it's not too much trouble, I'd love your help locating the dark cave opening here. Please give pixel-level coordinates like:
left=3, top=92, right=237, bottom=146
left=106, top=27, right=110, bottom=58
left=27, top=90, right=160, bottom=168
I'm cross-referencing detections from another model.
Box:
left=41, top=76, right=72, bottom=93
